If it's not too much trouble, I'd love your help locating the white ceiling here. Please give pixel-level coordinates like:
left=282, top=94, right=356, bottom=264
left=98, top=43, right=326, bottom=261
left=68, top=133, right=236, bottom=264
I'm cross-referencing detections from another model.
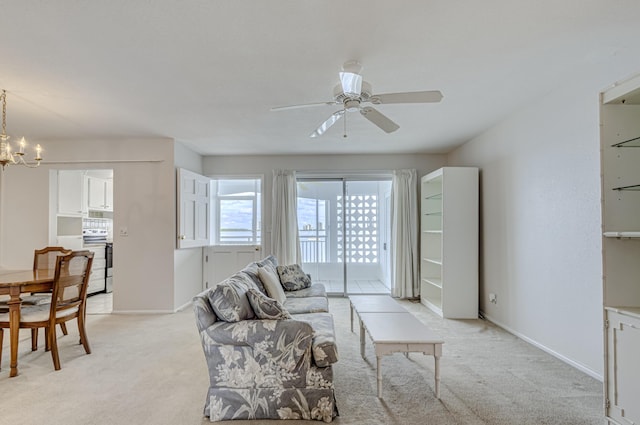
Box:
left=2, top=1, right=640, bottom=156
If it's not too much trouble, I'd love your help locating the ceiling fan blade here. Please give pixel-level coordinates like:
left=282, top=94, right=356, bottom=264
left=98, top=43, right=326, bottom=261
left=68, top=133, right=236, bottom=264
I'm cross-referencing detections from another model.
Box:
left=369, top=90, right=443, bottom=104
left=271, top=101, right=337, bottom=111
left=360, top=106, right=399, bottom=133
left=339, top=71, right=363, bottom=97
left=310, top=110, right=344, bottom=138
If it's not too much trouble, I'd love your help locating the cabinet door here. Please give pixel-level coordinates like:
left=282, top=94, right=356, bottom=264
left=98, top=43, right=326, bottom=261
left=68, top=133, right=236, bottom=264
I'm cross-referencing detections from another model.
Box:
left=104, top=179, right=113, bottom=211
left=58, top=170, right=86, bottom=216
left=606, top=310, right=640, bottom=425
left=87, top=177, right=107, bottom=210
left=177, top=168, right=211, bottom=249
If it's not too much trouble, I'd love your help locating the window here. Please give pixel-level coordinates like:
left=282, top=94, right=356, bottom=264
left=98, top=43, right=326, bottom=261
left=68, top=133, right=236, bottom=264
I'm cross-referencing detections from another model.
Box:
left=211, top=178, right=261, bottom=245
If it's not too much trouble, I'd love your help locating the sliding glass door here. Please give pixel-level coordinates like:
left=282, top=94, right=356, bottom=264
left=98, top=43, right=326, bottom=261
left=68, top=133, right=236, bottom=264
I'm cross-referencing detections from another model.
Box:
left=297, top=177, right=392, bottom=296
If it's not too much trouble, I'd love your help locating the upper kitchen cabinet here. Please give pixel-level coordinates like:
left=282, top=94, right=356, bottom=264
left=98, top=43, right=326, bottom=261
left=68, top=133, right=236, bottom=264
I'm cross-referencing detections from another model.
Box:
left=87, top=176, right=113, bottom=212
left=57, top=170, right=87, bottom=216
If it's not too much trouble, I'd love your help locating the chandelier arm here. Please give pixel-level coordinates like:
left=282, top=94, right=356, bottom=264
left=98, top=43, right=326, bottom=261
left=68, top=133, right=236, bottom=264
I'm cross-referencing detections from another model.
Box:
left=0, top=89, right=43, bottom=171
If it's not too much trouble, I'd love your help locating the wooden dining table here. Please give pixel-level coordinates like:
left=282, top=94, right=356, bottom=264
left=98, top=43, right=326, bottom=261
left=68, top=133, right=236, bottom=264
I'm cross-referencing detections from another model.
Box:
left=0, top=269, right=55, bottom=377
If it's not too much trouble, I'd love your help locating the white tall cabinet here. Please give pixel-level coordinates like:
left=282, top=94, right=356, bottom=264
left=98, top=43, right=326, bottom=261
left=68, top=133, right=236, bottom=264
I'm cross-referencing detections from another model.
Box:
left=600, top=74, right=640, bottom=425
left=420, top=167, right=478, bottom=319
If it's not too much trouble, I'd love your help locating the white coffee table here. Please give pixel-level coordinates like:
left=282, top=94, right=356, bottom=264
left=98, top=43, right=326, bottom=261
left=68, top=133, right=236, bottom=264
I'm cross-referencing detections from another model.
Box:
left=348, top=295, right=407, bottom=332
left=358, top=312, right=444, bottom=399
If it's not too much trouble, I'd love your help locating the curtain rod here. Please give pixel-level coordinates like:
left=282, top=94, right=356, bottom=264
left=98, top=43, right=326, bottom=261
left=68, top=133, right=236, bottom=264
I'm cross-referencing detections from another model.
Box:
left=296, top=169, right=394, bottom=179
left=38, top=159, right=165, bottom=164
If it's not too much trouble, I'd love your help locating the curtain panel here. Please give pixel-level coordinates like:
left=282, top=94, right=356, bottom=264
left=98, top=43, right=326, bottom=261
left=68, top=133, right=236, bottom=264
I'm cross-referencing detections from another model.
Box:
left=391, top=169, right=419, bottom=299
left=271, top=170, right=301, bottom=265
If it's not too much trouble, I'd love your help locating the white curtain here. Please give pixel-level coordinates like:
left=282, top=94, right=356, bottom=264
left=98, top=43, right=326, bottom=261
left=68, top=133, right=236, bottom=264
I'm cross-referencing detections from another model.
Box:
left=391, top=169, right=419, bottom=299
left=271, top=169, right=301, bottom=265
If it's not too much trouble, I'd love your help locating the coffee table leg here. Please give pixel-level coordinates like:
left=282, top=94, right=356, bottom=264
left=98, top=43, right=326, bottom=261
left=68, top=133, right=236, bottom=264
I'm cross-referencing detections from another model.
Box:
left=350, top=303, right=353, bottom=332
left=377, top=356, right=382, bottom=398
left=434, top=354, right=441, bottom=399
left=359, top=320, right=365, bottom=358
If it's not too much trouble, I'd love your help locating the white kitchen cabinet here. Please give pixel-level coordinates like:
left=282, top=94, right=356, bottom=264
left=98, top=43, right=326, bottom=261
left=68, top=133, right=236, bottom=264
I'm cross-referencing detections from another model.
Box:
left=85, top=243, right=106, bottom=295
left=87, top=176, right=113, bottom=211
left=420, top=167, right=478, bottom=319
left=600, top=73, right=640, bottom=425
left=57, top=170, right=87, bottom=216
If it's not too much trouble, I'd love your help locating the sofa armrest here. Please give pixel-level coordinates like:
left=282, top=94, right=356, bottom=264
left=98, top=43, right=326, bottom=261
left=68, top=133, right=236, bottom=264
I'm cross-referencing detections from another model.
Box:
left=199, top=319, right=315, bottom=389
left=193, top=292, right=217, bottom=332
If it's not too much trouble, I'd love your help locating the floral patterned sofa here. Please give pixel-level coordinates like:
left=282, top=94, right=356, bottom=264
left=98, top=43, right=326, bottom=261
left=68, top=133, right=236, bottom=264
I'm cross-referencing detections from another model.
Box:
left=193, top=256, right=339, bottom=422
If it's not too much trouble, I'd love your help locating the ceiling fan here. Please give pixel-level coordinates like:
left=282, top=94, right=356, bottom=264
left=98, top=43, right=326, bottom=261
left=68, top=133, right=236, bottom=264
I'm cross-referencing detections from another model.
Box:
left=271, top=60, right=443, bottom=138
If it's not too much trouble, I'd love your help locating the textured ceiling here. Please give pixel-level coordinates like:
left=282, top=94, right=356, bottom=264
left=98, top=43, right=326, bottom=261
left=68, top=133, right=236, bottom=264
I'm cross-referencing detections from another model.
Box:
left=2, top=0, right=640, bottom=156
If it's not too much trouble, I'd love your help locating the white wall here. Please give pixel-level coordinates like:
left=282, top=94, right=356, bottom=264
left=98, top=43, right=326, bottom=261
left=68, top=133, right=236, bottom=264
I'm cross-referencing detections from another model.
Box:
left=0, top=138, right=177, bottom=313
left=203, top=153, right=446, bottom=255
left=174, top=141, right=205, bottom=309
left=448, top=67, right=640, bottom=378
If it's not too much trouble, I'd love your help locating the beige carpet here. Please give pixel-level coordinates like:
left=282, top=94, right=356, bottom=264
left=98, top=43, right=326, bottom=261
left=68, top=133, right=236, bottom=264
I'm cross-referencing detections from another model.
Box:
left=0, top=298, right=603, bottom=425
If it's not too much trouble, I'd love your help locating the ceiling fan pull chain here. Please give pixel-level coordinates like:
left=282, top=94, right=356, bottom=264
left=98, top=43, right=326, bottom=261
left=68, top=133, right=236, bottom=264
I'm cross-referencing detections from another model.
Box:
left=343, top=108, right=348, bottom=138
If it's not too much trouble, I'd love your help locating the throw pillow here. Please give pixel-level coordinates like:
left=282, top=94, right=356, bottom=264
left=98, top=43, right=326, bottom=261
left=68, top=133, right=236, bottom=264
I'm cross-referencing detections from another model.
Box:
left=207, top=281, right=255, bottom=322
left=276, top=264, right=312, bottom=291
left=256, top=255, right=278, bottom=269
left=246, top=289, right=291, bottom=320
left=257, top=265, right=287, bottom=305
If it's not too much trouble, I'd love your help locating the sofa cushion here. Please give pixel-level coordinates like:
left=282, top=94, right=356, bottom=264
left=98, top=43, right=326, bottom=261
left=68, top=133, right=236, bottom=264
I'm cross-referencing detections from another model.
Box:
left=284, top=283, right=327, bottom=299
left=246, top=289, right=292, bottom=320
left=239, top=262, right=267, bottom=295
left=291, top=312, right=339, bottom=367
left=258, top=265, right=286, bottom=304
left=277, top=264, right=312, bottom=291
left=283, top=296, right=328, bottom=314
left=208, top=277, right=255, bottom=322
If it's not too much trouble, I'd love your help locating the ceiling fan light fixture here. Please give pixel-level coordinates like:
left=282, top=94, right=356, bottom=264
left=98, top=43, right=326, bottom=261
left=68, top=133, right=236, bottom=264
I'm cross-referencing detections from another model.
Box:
left=339, top=71, right=362, bottom=97
left=344, top=99, right=360, bottom=112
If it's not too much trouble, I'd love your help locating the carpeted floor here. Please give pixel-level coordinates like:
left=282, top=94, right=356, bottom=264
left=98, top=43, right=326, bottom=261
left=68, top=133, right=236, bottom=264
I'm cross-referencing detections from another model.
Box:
left=0, top=297, right=603, bottom=425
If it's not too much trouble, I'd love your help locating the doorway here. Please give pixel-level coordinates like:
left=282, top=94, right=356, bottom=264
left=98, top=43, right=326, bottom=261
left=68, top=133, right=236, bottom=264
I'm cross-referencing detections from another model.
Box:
left=50, top=168, right=114, bottom=314
left=297, top=177, right=392, bottom=296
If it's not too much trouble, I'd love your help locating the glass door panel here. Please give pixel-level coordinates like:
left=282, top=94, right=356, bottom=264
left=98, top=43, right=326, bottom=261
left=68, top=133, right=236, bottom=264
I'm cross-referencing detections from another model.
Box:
left=344, top=181, right=392, bottom=294
left=297, top=178, right=392, bottom=296
left=297, top=180, right=344, bottom=295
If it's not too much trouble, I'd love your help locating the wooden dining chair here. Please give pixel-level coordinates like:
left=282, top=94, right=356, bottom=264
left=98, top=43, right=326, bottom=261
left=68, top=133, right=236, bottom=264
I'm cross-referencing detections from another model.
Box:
left=31, top=247, right=74, bottom=342
left=0, top=250, right=94, bottom=371
left=0, top=247, right=73, bottom=347
left=33, top=246, right=74, bottom=271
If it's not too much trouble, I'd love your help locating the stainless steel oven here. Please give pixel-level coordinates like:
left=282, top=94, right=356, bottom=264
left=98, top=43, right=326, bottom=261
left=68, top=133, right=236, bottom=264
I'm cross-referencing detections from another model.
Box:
left=105, top=242, right=113, bottom=293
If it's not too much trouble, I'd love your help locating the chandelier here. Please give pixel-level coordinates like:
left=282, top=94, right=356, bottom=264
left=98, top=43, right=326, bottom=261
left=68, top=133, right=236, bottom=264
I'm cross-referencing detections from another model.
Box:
left=0, top=90, right=42, bottom=170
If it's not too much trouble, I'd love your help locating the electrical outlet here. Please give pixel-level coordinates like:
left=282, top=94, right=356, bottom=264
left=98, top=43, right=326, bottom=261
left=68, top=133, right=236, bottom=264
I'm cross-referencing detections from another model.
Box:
left=489, top=293, right=497, bottom=304
left=119, top=227, right=128, bottom=237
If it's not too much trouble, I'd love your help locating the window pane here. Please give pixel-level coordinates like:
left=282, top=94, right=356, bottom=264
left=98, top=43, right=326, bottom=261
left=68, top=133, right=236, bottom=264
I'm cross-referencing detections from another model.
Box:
left=212, top=178, right=262, bottom=245
left=219, top=199, right=254, bottom=244
left=218, top=180, right=258, bottom=197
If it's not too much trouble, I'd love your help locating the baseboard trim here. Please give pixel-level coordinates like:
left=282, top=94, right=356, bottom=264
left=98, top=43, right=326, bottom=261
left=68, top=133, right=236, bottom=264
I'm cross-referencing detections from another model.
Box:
left=480, top=310, right=603, bottom=381
left=111, top=309, right=176, bottom=314
left=175, top=300, right=193, bottom=312
left=111, top=300, right=193, bottom=315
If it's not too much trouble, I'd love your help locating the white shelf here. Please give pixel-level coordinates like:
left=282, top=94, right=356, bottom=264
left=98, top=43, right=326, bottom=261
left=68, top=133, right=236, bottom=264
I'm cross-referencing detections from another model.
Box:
left=605, top=306, right=640, bottom=319
left=601, top=74, right=640, bottom=425
left=422, top=277, right=442, bottom=289
left=423, top=257, right=442, bottom=265
left=420, top=167, right=478, bottom=319
left=603, top=231, right=640, bottom=238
